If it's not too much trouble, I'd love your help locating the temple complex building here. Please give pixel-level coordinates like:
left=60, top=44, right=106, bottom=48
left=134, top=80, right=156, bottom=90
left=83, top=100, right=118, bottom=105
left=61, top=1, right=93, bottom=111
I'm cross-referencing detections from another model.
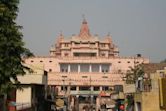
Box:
left=24, top=18, right=149, bottom=110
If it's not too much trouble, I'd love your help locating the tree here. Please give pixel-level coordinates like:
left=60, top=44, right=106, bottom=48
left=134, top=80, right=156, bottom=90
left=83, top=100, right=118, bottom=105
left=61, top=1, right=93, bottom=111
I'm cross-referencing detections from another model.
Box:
left=124, top=64, right=145, bottom=84
left=123, top=64, right=145, bottom=111
left=160, top=59, right=166, bottom=63
left=0, top=0, right=33, bottom=110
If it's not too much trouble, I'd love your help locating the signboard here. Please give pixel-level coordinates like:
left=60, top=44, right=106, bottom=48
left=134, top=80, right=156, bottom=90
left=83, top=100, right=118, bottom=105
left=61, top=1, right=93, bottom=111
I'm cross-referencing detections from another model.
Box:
left=123, top=84, right=136, bottom=93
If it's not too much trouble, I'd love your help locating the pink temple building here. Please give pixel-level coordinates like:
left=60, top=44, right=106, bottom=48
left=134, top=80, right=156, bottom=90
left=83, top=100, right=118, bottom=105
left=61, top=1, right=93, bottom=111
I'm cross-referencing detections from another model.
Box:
left=25, top=18, right=149, bottom=110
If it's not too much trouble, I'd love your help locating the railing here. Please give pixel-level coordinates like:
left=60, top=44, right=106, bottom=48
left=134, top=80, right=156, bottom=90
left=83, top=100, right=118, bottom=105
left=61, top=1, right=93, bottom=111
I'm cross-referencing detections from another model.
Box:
left=57, top=56, right=148, bottom=61
left=24, top=55, right=149, bottom=63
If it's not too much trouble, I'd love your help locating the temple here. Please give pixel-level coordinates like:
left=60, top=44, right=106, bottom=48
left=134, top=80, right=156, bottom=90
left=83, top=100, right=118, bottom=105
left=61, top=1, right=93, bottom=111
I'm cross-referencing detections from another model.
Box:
left=25, top=18, right=149, bottom=110
left=50, top=18, right=119, bottom=58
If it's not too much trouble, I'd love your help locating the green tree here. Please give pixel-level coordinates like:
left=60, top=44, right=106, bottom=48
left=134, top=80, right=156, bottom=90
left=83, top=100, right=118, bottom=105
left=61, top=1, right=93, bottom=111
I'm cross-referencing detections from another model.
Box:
left=124, top=64, right=145, bottom=84
left=160, top=59, right=166, bottom=63
left=0, top=0, right=33, bottom=110
left=123, top=64, right=145, bottom=111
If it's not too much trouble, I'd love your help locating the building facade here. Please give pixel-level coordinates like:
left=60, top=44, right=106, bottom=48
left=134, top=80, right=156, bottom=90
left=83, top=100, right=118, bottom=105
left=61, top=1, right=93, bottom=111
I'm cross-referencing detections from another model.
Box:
left=6, top=64, right=47, bottom=111
left=25, top=19, right=149, bottom=110
left=134, top=64, right=166, bottom=111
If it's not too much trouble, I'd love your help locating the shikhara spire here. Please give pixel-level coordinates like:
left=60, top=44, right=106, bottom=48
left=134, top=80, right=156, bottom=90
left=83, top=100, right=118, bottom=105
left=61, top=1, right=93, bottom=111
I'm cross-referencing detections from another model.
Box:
left=79, top=17, right=91, bottom=38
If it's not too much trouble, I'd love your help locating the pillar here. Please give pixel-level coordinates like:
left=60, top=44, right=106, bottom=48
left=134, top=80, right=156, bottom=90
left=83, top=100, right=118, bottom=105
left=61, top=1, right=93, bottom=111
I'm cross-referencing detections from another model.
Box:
left=78, top=64, right=80, bottom=73
left=99, top=64, right=102, bottom=73
left=68, top=64, right=71, bottom=73
left=89, top=64, right=92, bottom=72
left=76, top=86, right=79, bottom=91
left=91, top=86, right=94, bottom=91
left=99, top=86, right=102, bottom=91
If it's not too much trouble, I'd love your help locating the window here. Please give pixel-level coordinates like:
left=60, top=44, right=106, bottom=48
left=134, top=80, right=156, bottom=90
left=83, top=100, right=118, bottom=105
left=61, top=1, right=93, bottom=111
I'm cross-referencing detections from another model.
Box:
left=82, top=43, right=88, bottom=44
left=74, top=53, right=79, bottom=57
left=90, top=43, right=95, bottom=45
left=60, top=64, right=68, bottom=72
left=61, top=69, right=68, bottom=72
left=49, top=60, right=52, bottom=63
left=64, top=43, right=69, bottom=47
left=118, top=69, right=122, bottom=73
left=127, top=61, right=130, bottom=63
left=91, top=53, right=96, bottom=57
left=101, top=44, right=105, bottom=47
left=40, top=60, right=43, bottom=63
left=118, top=61, right=121, bottom=63
left=80, top=64, right=89, bottom=72
left=80, top=86, right=90, bottom=91
left=102, top=86, right=109, bottom=91
left=64, top=53, right=69, bottom=57
left=101, top=53, right=105, bottom=57
left=61, top=86, right=67, bottom=91
left=62, top=76, right=67, bottom=78
left=82, top=76, right=88, bottom=78
left=70, top=64, right=78, bottom=72
left=49, top=69, right=52, bottom=72
left=75, top=43, right=80, bottom=45
left=114, top=85, right=123, bottom=92
left=71, top=86, right=76, bottom=90
left=94, top=86, right=100, bottom=91
left=101, top=64, right=110, bottom=73
left=102, top=76, right=108, bottom=78
left=91, top=64, right=99, bottom=72
left=31, top=60, right=34, bottom=63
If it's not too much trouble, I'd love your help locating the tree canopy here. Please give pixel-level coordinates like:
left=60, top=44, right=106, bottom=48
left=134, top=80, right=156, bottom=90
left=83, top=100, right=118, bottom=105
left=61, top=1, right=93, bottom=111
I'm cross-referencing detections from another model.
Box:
left=161, top=59, right=166, bottom=63
left=0, top=0, right=33, bottom=95
left=124, top=64, right=145, bottom=84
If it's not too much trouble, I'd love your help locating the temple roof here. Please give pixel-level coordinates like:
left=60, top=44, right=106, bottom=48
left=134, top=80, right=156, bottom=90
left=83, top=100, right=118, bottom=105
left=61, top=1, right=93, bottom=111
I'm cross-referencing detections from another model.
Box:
left=79, top=18, right=91, bottom=38
left=55, top=19, right=113, bottom=44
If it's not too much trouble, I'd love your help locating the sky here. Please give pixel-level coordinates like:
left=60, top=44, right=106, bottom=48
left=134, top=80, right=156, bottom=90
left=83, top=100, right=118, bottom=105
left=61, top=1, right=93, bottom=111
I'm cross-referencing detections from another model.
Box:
left=17, top=0, right=166, bottom=62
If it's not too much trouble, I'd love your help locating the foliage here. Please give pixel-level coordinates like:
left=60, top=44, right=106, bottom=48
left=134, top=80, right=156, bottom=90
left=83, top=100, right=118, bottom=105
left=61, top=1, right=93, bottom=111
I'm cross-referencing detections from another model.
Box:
left=126, top=95, right=134, bottom=110
left=125, top=64, right=145, bottom=84
left=0, top=0, right=33, bottom=95
left=160, top=59, right=166, bottom=63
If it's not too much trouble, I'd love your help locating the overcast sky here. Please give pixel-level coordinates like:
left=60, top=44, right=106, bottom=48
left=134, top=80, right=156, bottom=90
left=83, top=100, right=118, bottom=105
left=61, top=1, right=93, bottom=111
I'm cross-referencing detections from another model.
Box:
left=17, top=0, right=166, bottom=62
